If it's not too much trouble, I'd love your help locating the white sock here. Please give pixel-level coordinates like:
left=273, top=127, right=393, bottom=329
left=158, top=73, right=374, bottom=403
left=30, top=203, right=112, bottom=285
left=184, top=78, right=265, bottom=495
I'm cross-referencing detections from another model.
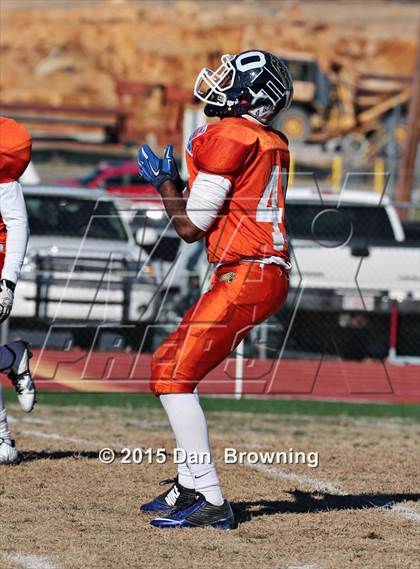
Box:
left=0, top=385, right=11, bottom=441
left=0, top=345, right=14, bottom=372
left=160, top=393, right=224, bottom=506
left=176, top=441, right=195, bottom=489
left=176, top=389, right=199, bottom=490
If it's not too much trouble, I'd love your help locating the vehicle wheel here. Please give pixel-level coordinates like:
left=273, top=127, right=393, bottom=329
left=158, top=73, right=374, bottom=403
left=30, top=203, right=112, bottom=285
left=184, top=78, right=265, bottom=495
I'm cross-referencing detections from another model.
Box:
left=275, top=107, right=311, bottom=143
left=340, top=134, right=369, bottom=159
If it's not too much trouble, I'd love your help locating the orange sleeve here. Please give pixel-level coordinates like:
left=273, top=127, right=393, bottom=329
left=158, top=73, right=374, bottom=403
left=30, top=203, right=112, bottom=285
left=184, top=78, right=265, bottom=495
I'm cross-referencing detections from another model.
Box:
left=192, top=122, right=258, bottom=179
left=0, top=117, right=32, bottom=182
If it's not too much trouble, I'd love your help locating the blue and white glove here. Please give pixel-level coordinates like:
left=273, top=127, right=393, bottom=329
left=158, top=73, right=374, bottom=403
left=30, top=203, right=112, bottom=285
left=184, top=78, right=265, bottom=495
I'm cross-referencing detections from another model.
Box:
left=137, top=144, right=184, bottom=193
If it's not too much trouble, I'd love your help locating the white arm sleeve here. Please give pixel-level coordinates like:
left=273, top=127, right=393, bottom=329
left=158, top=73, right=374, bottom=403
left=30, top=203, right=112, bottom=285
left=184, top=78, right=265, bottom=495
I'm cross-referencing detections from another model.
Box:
left=0, top=181, right=30, bottom=283
left=186, top=172, right=232, bottom=232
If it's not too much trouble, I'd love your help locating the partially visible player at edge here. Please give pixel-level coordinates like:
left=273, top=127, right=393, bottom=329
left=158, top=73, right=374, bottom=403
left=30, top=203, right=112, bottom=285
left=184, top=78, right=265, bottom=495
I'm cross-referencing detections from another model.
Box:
left=0, top=117, right=36, bottom=465
left=138, top=50, right=293, bottom=529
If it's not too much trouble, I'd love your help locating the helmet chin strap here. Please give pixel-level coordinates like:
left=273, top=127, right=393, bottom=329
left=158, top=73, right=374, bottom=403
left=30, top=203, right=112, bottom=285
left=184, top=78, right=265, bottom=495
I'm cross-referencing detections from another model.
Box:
left=204, top=105, right=218, bottom=118
left=204, top=104, right=269, bottom=127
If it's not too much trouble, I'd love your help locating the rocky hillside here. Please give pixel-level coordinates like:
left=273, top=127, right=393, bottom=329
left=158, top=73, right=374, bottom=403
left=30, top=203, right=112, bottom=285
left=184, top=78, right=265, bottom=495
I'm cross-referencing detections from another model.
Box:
left=1, top=0, right=417, bottom=133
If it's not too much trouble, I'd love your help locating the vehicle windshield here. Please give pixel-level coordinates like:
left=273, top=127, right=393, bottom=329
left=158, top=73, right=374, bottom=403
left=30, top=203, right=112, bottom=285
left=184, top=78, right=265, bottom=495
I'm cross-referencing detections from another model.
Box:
left=286, top=204, right=395, bottom=243
left=26, top=195, right=128, bottom=241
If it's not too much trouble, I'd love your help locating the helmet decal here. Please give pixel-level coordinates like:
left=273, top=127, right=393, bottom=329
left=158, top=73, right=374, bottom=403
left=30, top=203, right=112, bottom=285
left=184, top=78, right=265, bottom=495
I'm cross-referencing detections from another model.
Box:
left=235, top=51, right=266, bottom=72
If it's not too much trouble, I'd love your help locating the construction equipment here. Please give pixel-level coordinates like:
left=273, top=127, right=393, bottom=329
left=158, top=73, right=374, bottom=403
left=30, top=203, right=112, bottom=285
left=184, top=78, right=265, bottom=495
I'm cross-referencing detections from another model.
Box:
left=273, top=50, right=331, bottom=142
left=272, top=50, right=413, bottom=159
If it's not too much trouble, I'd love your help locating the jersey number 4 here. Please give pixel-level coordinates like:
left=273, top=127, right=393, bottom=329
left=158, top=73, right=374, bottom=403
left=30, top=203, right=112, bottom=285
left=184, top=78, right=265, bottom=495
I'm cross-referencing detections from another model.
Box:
left=256, top=166, right=287, bottom=251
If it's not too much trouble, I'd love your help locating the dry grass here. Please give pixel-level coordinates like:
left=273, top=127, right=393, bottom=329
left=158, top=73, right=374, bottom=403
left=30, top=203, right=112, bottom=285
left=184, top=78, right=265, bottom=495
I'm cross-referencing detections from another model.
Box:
left=1, top=403, right=419, bottom=569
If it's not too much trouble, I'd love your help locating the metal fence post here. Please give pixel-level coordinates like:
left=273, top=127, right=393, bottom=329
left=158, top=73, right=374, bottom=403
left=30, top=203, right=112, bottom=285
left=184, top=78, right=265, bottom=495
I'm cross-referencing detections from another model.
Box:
left=235, top=339, right=244, bottom=400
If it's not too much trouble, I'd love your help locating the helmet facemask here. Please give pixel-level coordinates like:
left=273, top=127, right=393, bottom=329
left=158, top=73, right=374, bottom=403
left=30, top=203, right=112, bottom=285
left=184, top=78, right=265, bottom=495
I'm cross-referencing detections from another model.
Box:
left=194, top=54, right=236, bottom=107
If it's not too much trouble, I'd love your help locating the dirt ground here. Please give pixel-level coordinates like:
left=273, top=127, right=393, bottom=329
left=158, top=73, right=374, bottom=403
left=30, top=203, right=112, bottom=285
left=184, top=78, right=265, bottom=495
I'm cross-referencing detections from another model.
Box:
left=1, top=403, right=419, bottom=569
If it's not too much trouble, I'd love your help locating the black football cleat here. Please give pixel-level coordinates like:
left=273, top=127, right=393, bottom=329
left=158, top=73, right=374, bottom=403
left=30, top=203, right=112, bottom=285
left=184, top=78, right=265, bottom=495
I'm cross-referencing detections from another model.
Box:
left=150, top=493, right=234, bottom=529
left=4, top=341, right=35, bottom=413
left=139, top=478, right=196, bottom=513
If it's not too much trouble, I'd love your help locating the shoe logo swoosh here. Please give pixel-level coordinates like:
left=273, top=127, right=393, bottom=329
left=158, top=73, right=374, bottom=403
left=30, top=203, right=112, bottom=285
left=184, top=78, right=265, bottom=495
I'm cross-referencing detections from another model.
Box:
left=194, top=470, right=211, bottom=479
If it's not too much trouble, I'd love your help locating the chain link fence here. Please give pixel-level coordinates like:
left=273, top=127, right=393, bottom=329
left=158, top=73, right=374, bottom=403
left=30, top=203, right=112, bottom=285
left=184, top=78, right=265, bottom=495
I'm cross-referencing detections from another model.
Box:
left=4, top=188, right=420, bottom=364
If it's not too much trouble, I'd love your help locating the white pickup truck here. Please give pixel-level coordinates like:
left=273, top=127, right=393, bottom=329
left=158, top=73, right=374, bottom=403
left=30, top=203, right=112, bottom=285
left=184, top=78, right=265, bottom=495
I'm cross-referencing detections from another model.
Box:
left=12, top=186, right=159, bottom=348
left=286, top=188, right=420, bottom=312
left=119, top=188, right=419, bottom=314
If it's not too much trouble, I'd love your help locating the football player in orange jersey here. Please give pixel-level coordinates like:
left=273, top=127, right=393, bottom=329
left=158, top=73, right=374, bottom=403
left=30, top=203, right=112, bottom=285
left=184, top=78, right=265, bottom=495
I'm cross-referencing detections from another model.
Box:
left=137, top=51, right=293, bottom=528
left=0, top=117, right=36, bottom=464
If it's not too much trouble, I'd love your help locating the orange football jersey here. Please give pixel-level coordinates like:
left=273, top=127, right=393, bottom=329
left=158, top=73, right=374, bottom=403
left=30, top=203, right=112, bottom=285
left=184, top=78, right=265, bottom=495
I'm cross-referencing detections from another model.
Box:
left=186, top=117, right=290, bottom=264
left=0, top=117, right=32, bottom=246
left=0, top=117, right=32, bottom=183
